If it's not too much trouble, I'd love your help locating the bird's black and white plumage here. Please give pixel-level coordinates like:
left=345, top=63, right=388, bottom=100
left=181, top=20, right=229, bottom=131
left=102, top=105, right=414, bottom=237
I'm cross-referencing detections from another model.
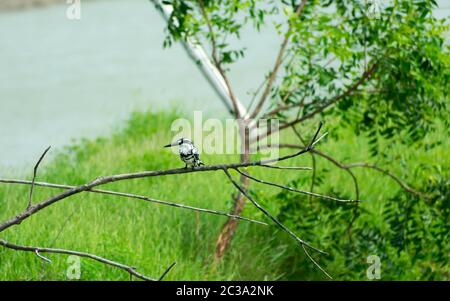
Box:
left=164, top=138, right=204, bottom=168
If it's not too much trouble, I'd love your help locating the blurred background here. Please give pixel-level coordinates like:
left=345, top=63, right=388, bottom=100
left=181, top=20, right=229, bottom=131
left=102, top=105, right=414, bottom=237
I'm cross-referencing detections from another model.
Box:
left=0, top=0, right=285, bottom=172
left=0, top=0, right=448, bottom=281
left=0, top=0, right=448, bottom=172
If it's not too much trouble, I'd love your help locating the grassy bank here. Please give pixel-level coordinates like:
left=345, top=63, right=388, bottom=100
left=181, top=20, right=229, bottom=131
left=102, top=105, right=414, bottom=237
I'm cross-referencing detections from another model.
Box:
left=0, top=110, right=447, bottom=280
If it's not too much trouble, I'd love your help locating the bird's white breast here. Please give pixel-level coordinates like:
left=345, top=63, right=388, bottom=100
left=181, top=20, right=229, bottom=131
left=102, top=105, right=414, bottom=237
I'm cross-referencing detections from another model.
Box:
left=179, top=143, right=194, bottom=155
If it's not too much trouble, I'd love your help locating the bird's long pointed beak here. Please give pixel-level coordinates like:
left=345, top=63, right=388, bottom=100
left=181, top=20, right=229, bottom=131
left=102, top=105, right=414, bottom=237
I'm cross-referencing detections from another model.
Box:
left=164, top=143, right=174, bottom=148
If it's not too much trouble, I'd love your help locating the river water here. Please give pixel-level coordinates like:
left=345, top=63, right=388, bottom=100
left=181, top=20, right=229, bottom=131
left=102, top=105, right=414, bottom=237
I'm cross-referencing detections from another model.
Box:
left=0, top=0, right=448, bottom=173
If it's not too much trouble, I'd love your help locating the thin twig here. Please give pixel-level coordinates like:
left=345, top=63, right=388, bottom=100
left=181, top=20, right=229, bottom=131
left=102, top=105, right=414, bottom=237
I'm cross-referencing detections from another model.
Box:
left=310, top=149, right=360, bottom=200
left=261, top=102, right=301, bottom=119
left=223, top=169, right=326, bottom=254
left=345, top=162, right=429, bottom=199
left=250, top=0, right=309, bottom=119
left=311, top=132, right=328, bottom=148
left=291, top=127, right=318, bottom=202
left=0, top=239, right=171, bottom=281
left=235, top=169, right=360, bottom=203
left=35, top=250, right=52, bottom=263
left=258, top=164, right=311, bottom=170
left=198, top=0, right=241, bottom=118
left=252, top=63, right=378, bottom=143
left=223, top=168, right=333, bottom=280
left=39, top=206, right=78, bottom=279
left=158, top=261, right=177, bottom=281
left=276, top=63, right=378, bottom=133
left=260, top=56, right=338, bottom=120
left=262, top=143, right=427, bottom=199
left=247, top=48, right=295, bottom=114
left=28, top=146, right=51, bottom=209
left=291, top=125, right=361, bottom=239
left=309, top=154, right=317, bottom=202
left=301, top=244, right=332, bottom=279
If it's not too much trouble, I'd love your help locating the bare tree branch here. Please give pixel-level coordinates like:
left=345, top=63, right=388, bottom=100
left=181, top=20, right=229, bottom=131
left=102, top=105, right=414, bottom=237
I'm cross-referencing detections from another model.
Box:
left=263, top=143, right=428, bottom=199
left=0, top=239, right=174, bottom=281
left=292, top=125, right=359, bottom=201
left=220, top=123, right=340, bottom=278
left=0, top=179, right=267, bottom=226
left=291, top=126, right=361, bottom=240
left=260, top=56, right=338, bottom=120
left=344, top=162, right=430, bottom=199
left=235, top=168, right=359, bottom=203
left=198, top=0, right=242, bottom=119
left=309, top=154, right=317, bottom=202
left=249, top=0, right=309, bottom=119
left=28, top=146, right=51, bottom=210
left=276, top=63, right=378, bottom=131
left=301, top=244, right=332, bottom=280
left=150, top=0, right=247, bottom=117
left=258, top=164, right=311, bottom=170
left=310, top=149, right=360, bottom=199
left=261, top=102, right=302, bottom=120
left=292, top=126, right=318, bottom=201
left=222, top=169, right=325, bottom=255
left=252, top=63, right=378, bottom=143
left=35, top=249, right=52, bottom=263
left=158, top=261, right=177, bottom=281
left=222, top=168, right=333, bottom=279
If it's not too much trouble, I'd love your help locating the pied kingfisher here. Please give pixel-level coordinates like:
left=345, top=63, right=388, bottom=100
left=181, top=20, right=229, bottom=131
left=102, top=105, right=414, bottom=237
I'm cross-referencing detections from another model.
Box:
left=164, top=138, right=204, bottom=168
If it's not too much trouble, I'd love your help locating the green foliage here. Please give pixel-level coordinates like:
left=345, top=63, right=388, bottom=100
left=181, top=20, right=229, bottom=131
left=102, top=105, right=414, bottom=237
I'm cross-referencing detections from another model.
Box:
left=160, top=0, right=277, bottom=65
left=160, top=0, right=449, bottom=149
left=273, top=167, right=449, bottom=280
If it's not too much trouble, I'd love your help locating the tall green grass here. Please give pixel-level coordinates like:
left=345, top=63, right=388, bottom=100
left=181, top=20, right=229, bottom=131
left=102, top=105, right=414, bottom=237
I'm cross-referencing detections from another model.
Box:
left=0, top=110, right=447, bottom=280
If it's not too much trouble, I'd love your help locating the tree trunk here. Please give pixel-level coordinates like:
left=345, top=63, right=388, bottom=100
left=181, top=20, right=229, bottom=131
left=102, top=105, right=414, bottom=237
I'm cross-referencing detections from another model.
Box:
left=215, top=123, right=250, bottom=260
left=214, top=167, right=249, bottom=260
